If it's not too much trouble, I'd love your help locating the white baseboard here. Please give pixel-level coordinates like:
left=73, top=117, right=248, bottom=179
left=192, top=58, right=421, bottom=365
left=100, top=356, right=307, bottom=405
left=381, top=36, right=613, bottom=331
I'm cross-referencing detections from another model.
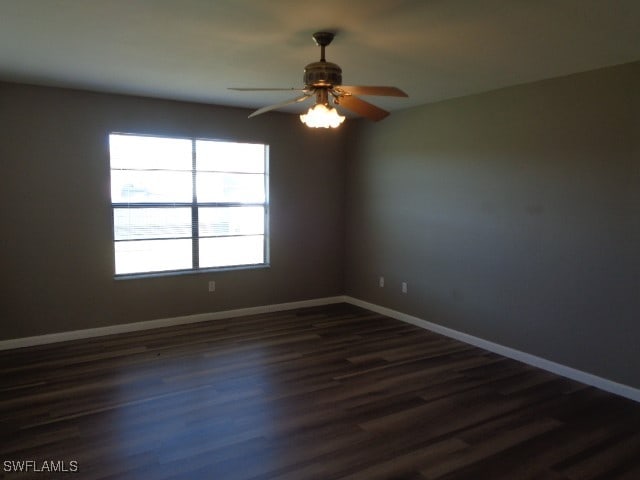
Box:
left=344, top=296, right=640, bottom=403
left=0, top=296, right=346, bottom=351
left=3, top=294, right=638, bottom=403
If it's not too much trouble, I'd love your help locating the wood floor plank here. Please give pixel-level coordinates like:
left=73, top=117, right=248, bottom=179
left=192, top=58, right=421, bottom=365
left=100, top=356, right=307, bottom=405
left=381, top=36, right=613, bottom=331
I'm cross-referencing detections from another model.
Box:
left=1, top=303, right=639, bottom=479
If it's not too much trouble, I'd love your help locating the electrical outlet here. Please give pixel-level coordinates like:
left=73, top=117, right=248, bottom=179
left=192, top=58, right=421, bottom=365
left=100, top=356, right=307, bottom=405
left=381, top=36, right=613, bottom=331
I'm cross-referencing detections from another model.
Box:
left=402, top=282, right=408, bottom=294
left=208, top=280, right=216, bottom=292
left=379, top=276, right=385, bottom=288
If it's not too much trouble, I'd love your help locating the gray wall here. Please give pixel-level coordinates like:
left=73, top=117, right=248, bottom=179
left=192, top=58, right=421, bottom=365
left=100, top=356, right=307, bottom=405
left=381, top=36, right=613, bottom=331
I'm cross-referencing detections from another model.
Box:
left=0, top=83, right=346, bottom=339
left=2, top=62, right=639, bottom=391
left=345, top=62, right=640, bottom=388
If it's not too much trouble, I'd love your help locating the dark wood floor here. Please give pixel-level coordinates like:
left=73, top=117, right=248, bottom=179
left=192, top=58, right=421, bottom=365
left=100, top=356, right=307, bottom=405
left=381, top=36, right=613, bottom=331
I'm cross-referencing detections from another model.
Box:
left=2, top=303, right=640, bottom=479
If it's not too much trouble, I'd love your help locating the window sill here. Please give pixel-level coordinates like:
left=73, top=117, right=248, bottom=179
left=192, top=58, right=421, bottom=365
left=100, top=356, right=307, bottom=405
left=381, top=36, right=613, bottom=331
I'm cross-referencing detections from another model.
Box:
left=114, top=263, right=271, bottom=281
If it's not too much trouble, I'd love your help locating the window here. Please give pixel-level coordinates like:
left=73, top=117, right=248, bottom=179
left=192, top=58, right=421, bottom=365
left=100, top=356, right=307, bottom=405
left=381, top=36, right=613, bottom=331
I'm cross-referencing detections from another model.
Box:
left=109, top=133, right=269, bottom=276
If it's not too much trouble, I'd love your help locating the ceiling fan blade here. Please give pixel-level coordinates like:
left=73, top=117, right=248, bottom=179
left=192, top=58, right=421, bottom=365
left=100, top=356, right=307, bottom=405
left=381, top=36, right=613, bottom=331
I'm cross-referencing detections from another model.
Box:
left=248, top=93, right=313, bottom=118
left=337, top=94, right=390, bottom=122
left=229, top=87, right=306, bottom=92
left=337, top=86, right=408, bottom=97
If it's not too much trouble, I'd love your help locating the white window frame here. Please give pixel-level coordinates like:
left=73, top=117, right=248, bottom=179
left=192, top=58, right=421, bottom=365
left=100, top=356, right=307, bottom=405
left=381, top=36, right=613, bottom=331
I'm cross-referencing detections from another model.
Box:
left=109, top=132, right=269, bottom=277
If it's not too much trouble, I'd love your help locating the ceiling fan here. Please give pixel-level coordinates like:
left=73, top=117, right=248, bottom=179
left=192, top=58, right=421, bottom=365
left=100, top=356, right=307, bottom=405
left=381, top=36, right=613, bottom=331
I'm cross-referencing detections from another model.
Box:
left=229, top=31, right=408, bottom=128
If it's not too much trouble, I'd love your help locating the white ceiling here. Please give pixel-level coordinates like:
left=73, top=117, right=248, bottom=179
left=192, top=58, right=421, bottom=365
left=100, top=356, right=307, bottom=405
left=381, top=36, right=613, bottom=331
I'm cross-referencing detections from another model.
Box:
left=1, top=0, right=639, bottom=117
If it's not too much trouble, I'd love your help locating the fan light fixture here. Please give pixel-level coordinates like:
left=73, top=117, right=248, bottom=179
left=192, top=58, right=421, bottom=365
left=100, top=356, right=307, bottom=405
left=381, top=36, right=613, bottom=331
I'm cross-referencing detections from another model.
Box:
left=300, top=103, right=345, bottom=128
left=299, top=87, right=345, bottom=128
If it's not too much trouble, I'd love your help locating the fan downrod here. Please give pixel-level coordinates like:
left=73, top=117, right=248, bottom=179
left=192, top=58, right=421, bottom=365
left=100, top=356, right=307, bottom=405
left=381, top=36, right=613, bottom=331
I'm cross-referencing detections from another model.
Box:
left=313, top=31, right=335, bottom=62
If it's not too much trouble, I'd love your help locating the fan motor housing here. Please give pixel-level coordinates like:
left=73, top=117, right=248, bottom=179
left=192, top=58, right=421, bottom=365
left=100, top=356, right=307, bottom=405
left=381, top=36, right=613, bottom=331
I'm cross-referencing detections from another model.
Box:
left=304, top=61, right=342, bottom=87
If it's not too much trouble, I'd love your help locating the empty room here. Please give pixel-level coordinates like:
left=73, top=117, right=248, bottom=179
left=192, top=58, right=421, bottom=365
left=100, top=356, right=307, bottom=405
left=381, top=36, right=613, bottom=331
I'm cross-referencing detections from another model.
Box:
left=1, top=1, right=639, bottom=479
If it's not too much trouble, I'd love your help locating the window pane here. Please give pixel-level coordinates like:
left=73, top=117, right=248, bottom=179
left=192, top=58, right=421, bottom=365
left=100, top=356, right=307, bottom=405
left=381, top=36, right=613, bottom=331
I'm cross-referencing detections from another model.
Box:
left=198, top=207, right=264, bottom=237
left=199, top=235, right=264, bottom=268
left=114, top=208, right=192, bottom=240
left=197, top=172, right=265, bottom=203
left=196, top=140, right=265, bottom=173
left=109, top=134, right=192, bottom=171
left=111, top=170, right=192, bottom=203
left=115, top=239, right=192, bottom=274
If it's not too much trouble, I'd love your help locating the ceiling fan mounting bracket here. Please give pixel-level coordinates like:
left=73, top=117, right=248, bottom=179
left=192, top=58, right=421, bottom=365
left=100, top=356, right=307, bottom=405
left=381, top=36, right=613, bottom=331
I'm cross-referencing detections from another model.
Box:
left=312, top=32, right=335, bottom=48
